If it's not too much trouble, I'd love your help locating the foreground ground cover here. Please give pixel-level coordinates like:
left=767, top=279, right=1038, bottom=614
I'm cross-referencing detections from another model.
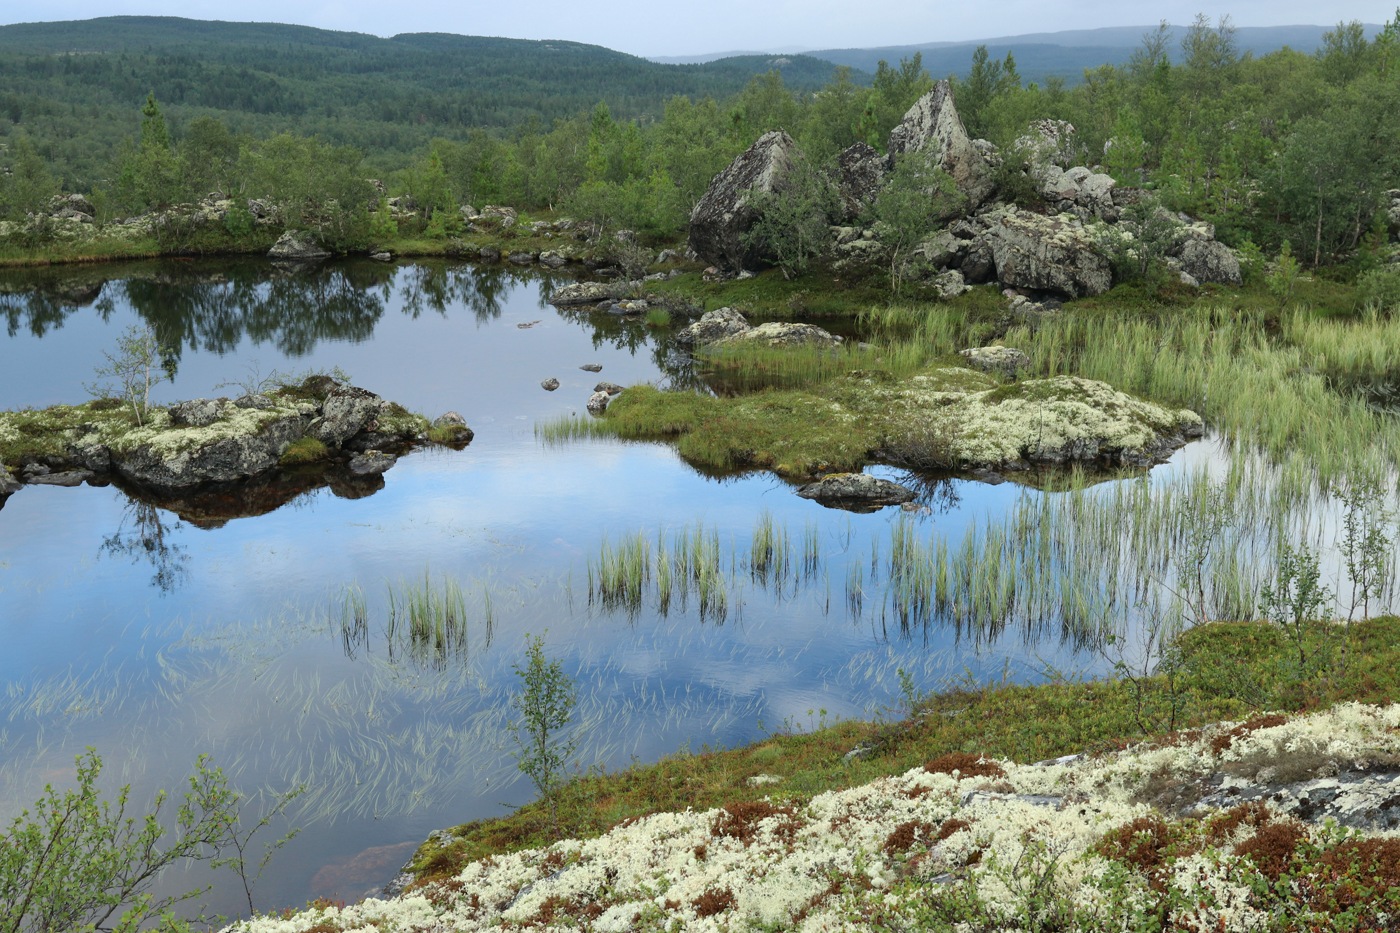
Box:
left=227, top=617, right=1400, bottom=931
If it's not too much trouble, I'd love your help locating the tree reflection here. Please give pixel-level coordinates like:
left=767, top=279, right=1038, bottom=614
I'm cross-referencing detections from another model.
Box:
left=99, top=499, right=190, bottom=594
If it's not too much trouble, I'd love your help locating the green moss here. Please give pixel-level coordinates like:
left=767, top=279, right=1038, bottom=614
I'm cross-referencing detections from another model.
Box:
left=279, top=436, right=329, bottom=465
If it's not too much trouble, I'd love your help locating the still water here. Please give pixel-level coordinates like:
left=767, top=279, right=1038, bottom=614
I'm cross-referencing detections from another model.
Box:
left=0, top=259, right=1154, bottom=919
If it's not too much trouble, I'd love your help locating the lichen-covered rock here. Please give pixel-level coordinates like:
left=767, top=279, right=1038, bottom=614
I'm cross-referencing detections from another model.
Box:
left=0, top=465, right=22, bottom=496
left=548, top=282, right=622, bottom=306
left=268, top=230, right=331, bottom=260
left=115, top=410, right=311, bottom=488
left=688, top=130, right=799, bottom=270
left=980, top=209, right=1112, bottom=298
left=713, top=322, right=841, bottom=349
left=168, top=398, right=225, bottom=428
left=586, top=391, right=611, bottom=415
left=674, top=307, right=750, bottom=348
left=886, top=81, right=995, bottom=209
left=796, top=473, right=916, bottom=512
left=313, top=385, right=384, bottom=446
left=959, top=346, right=1030, bottom=379
left=1013, top=119, right=1079, bottom=169
left=541, top=378, right=560, bottom=392
left=942, top=375, right=1203, bottom=469
left=538, top=250, right=567, bottom=268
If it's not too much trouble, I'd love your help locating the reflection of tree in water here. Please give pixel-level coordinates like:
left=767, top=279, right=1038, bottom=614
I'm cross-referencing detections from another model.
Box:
left=0, top=270, right=108, bottom=337
left=99, top=499, right=190, bottom=594
left=395, top=261, right=573, bottom=324
left=103, top=261, right=389, bottom=360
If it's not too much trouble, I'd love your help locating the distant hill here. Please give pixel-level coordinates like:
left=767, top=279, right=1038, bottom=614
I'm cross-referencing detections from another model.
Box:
left=0, top=16, right=861, bottom=189
left=805, top=24, right=1383, bottom=84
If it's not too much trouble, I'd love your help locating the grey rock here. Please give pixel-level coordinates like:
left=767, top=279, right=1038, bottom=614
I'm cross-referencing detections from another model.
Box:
left=715, top=322, right=841, bottom=349
left=688, top=130, right=800, bottom=270
left=538, top=250, right=567, bottom=268
left=959, top=346, right=1030, bottom=378
left=981, top=209, right=1111, bottom=298
left=115, top=413, right=308, bottom=489
left=370, top=251, right=392, bottom=262
left=312, top=385, right=383, bottom=446
left=586, top=391, right=611, bottom=415
left=835, top=141, right=888, bottom=220
left=49, top=193, right=96, bottom=218
left=580, top=363, right=603, bottom=372
left=234, top=394, right=275, bottom=410
left=1178, top=238, right=1243, bottom=286
left=916, top=230, right=966, bottom=269
left=656, top=249, right=681, bottom=263
left=431, top=411, right=474, bottom=444
left=541, top=378, right=560, bottom=391
left=268, top=230, right=331, bottom=260
left=886, top=81, right=995, bottom=209
left=348, top=450, right=397, bottom=476
left=477, top=205, right=518, bottom=228
left=930, top=269, right=970, bottom=299
left=675, top=307, right=750, bottom=348
left=0, top=466, right=20, bottom=496
left=548, top=281, right=621, bottom=306
left=168, top=398, right=224, bottom=428
left=477, top=246, right=501, bottom=263
left=594, top=382, right=624, bottom=395
left=1012, top=119, right=1079, bottom=169
left=796, top=473, right=916, bottom=512
left=507, top=250, right=537, bottom=265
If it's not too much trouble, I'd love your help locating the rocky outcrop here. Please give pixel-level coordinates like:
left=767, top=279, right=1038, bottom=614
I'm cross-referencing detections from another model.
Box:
left=268, top=230, right=331, bottom=261
left=979, top=208, right=1112, bottom=299
left=938, top=374, right=1203, bottom=470
left=548, top=282, right=625, bottom=306
left=886, top=81, right=995, bottom=209
left=1013, top=119, right=1080, bottom=170
left=713, top=322, right=842, bottom=349
left=674, top=307, right=752, bottom=348
left=796, top=473, right=916, bottom=512
left=1174, top=235, right=1243, bottom=286
left=688, top=130, right=799, bottom=271
left=0, top=380, right=465, bottom=498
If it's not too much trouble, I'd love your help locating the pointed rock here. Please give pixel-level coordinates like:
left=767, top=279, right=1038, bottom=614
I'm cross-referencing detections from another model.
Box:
left=887, top=81, right=995, bottom=209
left=688, top=130, right=799, bottom=271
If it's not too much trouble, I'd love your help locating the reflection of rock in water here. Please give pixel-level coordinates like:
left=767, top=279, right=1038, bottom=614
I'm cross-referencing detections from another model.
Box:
left=118, top=465, right=385, bottom=530
left=309, top=840, right=417, bottom=903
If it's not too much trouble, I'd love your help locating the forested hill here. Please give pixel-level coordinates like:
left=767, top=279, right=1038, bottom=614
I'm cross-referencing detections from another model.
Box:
left=0, top=16, right=856, bottom=188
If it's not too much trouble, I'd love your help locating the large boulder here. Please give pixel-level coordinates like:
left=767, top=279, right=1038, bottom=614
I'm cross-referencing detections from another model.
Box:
left=688, top=130, right=799, bottom=271
left=713, top=322, right=842, bottom=349
left=115, top=411, right=311, bottom=488
left=268, top=230, right=331, bottom=260
left=312, top=384, right=385, bottom=446
left=979, top=208, right=1112, bottom=299
left=1176, top=238, right=1243, bottom=286
left=674, top=307, right=751, bottom=348
left=886, top=81, right=995, bottom=209
left=835, top=142, right=888, bottom=221
left=1013, top=119, right=1080, bottom=169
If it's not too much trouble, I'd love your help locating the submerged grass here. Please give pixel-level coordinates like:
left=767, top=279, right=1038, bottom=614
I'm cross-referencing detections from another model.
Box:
left=336, top=572, right=492, bottom=670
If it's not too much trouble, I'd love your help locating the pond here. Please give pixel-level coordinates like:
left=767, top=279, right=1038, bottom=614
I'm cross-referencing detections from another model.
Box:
left=0, top=258, right=1201, bottom=919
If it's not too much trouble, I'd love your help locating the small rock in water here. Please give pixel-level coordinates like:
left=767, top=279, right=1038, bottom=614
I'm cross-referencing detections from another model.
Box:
left=580, top=363, right=603, bottom=373
left=541, top=378, right=560, bottom=391
left=586, top=391, right=611, bottom=415
left=517, top=320, right=541, bottom=329
left=594, top=382, right=623, bottom=395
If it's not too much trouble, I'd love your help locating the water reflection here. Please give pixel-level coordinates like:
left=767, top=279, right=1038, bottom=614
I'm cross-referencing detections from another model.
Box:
left=99, top=499, right=190, bottom=593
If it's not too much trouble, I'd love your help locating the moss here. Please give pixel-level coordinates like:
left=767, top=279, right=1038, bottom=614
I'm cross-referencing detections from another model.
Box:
left=279, top=436, right=329, bottom=465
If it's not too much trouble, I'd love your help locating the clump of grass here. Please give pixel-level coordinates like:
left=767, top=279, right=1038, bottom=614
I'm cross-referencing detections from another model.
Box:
left=279, top=436, right=329, bottom=465
left=644, top=307, right=671, bottom=328
left=381, top=572, right=471, bottom=668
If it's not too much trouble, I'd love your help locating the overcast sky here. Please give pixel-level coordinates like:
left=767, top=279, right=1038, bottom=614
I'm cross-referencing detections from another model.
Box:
left=0, top=1, right=1393, bottom=57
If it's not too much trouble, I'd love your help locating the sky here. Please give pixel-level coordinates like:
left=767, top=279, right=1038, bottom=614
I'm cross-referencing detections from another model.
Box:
left=0, top=1, right=1394, bottom=57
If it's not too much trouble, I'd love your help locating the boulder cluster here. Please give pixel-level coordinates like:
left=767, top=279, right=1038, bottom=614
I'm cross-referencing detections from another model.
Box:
left=688, top=81, right=1245, bottom=301
left=0, top=379, right=470, bottom=505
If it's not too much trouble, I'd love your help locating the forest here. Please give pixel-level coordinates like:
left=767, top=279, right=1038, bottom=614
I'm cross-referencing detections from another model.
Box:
left=0, top=13, right=1397, bottom=270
